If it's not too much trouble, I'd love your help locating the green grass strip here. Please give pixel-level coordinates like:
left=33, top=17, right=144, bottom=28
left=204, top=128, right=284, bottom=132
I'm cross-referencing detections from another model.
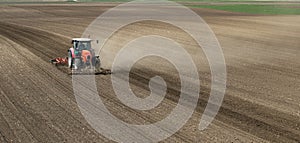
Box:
left=191, top=4, right=300, bottom=15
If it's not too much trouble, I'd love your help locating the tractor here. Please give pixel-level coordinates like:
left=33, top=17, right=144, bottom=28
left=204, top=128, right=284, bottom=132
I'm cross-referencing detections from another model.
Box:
left=51, top=38, right=111, bottom=74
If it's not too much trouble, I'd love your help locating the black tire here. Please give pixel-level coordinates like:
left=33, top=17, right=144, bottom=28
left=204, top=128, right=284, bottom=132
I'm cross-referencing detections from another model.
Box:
left=75, top=58, right=81, bottom=70
left=95, top=58, right=101, bottom=69
left=68, top=51, right=74, bottom=69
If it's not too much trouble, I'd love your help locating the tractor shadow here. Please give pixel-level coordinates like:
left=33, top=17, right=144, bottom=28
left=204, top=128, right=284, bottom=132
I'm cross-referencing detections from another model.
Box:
left=68, top=69, right=112, bottom=75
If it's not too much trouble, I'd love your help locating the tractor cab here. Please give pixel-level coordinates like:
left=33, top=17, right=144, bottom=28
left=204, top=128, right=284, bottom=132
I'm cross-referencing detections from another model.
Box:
left=68, top=38, right=97, bottom=70
left=72, top=38, right=92, bottom=51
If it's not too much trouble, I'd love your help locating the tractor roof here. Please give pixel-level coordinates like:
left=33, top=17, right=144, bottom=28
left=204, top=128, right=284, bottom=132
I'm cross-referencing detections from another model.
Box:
left=72, top=38, right=92, bottom=42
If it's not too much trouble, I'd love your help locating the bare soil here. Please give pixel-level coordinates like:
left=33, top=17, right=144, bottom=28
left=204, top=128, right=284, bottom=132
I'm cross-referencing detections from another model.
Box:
left=0, top=3, right=299, bottom=143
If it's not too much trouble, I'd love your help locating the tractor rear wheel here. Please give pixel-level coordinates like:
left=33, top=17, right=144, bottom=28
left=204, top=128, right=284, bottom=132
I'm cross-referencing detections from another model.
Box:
left=68, top=51, right=74, bottom=69
left=95, top=58, right=101, bottom=68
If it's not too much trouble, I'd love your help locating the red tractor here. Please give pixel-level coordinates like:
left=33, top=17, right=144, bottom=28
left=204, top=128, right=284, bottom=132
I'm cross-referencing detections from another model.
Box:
left=51, top=38, right=110, bottom=74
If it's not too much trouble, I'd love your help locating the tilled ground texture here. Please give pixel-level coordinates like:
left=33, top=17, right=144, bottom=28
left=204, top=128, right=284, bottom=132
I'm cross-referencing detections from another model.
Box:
left=0, top=3, right=299, bottom=143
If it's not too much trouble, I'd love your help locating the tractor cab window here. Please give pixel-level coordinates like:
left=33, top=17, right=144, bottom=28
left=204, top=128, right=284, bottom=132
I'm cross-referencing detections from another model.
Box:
left=85, top=42, right=91, bottom=50
left=73, top=41, right=91, bottom=51
left=78, top=42, right=85, bottom=50
left=77, top=41, right=91, bottom=50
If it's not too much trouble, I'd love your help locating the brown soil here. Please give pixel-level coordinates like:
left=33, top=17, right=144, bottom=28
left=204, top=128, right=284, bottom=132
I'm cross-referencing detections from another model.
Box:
left=0, top=3, right=299, bottom=143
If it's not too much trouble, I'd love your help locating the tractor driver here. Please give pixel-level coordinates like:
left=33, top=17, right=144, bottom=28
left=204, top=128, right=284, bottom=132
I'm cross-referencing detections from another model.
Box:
left=78, top=42, right=85, bottom=50
left=74, top=42, right=85, bottom=57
